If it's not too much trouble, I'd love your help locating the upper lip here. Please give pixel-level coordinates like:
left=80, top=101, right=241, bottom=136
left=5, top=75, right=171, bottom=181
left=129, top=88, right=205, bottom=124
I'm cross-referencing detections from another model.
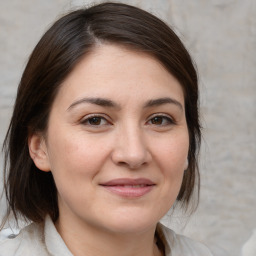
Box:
left=100, top=178, right=155, bottom=186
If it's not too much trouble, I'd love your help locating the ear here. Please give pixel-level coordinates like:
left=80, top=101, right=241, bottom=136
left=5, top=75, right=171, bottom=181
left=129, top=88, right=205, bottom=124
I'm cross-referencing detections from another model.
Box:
left=184, top=158, right=189, bottom=170
left=28, top=133, right=51, bottom=172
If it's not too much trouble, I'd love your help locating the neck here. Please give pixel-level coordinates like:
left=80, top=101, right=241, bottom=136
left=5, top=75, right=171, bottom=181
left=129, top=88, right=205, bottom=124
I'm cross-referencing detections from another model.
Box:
left=55, top=214, right=163, bottom=256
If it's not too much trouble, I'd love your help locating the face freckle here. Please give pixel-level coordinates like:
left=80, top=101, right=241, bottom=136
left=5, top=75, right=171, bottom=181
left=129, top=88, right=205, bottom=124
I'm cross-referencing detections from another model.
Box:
left=42, top=44, right=189, bottom=234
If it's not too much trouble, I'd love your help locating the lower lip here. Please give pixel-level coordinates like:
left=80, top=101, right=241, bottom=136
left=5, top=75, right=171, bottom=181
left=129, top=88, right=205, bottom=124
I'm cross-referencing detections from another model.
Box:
left=101, top=185, right=154, bottom=198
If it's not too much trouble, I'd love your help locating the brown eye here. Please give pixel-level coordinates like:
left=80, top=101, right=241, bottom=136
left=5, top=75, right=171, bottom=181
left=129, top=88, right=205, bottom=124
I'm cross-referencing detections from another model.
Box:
left=88, top=117, right=102, bottom=125
left=81, top=116, right=109, bottom=126
left=148, top=115, right=174, bottom=126
left=151, top=116, right=164, bottom=125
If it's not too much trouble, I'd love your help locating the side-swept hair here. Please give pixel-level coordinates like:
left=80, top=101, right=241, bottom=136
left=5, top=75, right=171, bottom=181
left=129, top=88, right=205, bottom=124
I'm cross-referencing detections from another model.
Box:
left=1, top=2, right=201, bottom=227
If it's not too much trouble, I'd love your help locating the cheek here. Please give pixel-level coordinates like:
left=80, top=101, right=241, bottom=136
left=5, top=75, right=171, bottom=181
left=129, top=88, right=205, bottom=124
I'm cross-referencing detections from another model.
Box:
left=153, top=133, right=189, bottom=196
left=48, top=131, right=107, bottom=171
left=155, top=134, right=189, bottom=171
left=46, top=135, right=104, bottom=206
left=46, top=132, right=116, bottom=209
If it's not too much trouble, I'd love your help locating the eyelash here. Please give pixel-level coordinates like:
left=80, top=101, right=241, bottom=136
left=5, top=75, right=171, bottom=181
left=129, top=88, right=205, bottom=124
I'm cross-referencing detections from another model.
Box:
left=146, top=114, right=176, bottom=126
left=80, top=114, right=111, bottom=126
left=80, top=113, right=175, bottom=128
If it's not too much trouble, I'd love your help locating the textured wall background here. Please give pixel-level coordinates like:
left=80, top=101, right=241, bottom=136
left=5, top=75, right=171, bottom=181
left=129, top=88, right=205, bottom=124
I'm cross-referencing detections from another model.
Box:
left=0, top=1, right=255, bottom=255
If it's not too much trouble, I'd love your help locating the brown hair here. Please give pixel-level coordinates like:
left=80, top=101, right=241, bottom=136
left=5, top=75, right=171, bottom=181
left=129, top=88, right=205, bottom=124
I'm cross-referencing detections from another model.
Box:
left=1, top=2, right=201, bottom=226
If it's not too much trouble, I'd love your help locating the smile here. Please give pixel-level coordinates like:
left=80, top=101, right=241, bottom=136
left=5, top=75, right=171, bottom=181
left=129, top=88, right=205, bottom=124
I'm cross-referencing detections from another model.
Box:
left=100, top=178, right=155, bottom=198
left=118, top=184, right=147, bottom=188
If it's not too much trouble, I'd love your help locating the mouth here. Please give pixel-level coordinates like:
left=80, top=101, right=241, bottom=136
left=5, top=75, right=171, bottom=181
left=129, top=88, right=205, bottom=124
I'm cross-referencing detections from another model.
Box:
left=99, top=178, right=155, bottom=198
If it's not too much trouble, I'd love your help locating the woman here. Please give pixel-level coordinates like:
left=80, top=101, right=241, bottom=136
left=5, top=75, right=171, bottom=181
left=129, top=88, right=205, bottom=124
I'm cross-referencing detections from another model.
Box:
left=0, top=2, right=213, bottom=256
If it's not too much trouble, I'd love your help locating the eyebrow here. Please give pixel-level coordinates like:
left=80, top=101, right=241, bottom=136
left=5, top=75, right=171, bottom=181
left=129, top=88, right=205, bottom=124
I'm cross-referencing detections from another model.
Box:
left=143, top=97, right=183, bottom=111
left=67, top=97, right=120, bottom=111
left=67, top=97, right=183, bottom=111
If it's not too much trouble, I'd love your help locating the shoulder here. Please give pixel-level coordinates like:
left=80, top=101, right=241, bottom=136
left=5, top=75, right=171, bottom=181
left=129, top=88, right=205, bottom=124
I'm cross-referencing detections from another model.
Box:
left=158, top=223, right=213, bottom=256
left=0, top=222, right=48, bottom=256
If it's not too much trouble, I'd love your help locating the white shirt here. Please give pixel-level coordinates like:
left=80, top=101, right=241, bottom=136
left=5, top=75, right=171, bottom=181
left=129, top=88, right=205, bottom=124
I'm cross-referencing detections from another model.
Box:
left=0, top=216, right=213, bottom=256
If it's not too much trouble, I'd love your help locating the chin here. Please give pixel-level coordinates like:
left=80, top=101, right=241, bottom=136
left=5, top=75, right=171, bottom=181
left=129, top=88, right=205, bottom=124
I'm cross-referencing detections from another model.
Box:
left=107, top=221, right=156, bottom=234
left=100, top=211, right=160, bottom=234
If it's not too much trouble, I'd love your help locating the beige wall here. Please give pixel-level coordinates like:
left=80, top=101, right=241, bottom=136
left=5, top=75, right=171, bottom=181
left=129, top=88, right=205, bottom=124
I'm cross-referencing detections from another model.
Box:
left=1, top=1, right=255, bottom=255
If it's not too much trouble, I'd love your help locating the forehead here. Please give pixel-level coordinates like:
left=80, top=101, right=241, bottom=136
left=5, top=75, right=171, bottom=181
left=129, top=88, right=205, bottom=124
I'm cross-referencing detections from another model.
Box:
left=53, top=44, right=184, bottom=108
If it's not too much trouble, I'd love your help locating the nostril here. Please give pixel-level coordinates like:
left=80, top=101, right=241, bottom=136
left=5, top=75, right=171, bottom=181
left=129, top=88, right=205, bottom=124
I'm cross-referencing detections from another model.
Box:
left=117, top=161, right=127, bottom=166
left=116, top=160, right=147, bottom=170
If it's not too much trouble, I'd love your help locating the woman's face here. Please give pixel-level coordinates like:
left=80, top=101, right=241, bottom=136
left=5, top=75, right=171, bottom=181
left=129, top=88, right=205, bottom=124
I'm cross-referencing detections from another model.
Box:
left=33, top=44, right=189, bottom=233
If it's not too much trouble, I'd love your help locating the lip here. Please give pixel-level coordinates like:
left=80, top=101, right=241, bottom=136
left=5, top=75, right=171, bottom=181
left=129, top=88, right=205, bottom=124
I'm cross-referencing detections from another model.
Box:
left=99, top=178, right=155, bottom=198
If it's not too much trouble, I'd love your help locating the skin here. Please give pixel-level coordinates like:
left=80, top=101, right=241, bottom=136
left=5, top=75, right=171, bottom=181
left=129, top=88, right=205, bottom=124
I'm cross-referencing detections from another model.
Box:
left=29, top=44, right=189, bottom=256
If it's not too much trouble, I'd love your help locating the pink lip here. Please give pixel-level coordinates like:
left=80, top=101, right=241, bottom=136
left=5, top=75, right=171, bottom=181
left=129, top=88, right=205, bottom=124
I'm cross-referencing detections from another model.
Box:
left=100, top=178, right=155, bottom=198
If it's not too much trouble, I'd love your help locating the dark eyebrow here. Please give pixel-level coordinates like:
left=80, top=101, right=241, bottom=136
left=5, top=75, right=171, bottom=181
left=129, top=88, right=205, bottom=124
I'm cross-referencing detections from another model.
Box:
left=67, top=97, right=120, bottom=111
left=143, top=97, right=183, bottom=111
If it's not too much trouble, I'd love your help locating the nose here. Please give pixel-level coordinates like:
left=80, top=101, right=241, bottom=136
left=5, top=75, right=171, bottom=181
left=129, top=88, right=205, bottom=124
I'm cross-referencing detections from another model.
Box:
left=111, top=125, right=152, bottom=169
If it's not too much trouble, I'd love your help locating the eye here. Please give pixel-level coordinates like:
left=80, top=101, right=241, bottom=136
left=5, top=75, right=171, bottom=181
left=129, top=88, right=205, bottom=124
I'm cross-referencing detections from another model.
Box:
left=81, top=115, right=110, bottom=126
left=147, top=115, right=175, bottom=126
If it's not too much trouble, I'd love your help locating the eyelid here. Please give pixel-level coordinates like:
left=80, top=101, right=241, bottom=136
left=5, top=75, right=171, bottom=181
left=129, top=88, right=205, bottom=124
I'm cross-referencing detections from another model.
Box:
left=146, top=113, right=176, bottom=125
left=80, top=113, right=113, bottom=126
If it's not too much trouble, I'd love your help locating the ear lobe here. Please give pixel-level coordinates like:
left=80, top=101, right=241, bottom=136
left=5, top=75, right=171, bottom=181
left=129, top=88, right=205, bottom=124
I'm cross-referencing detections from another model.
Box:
left=28, top=134, right=51, bottom=172
left=184, top=158, right=189, bottom=170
